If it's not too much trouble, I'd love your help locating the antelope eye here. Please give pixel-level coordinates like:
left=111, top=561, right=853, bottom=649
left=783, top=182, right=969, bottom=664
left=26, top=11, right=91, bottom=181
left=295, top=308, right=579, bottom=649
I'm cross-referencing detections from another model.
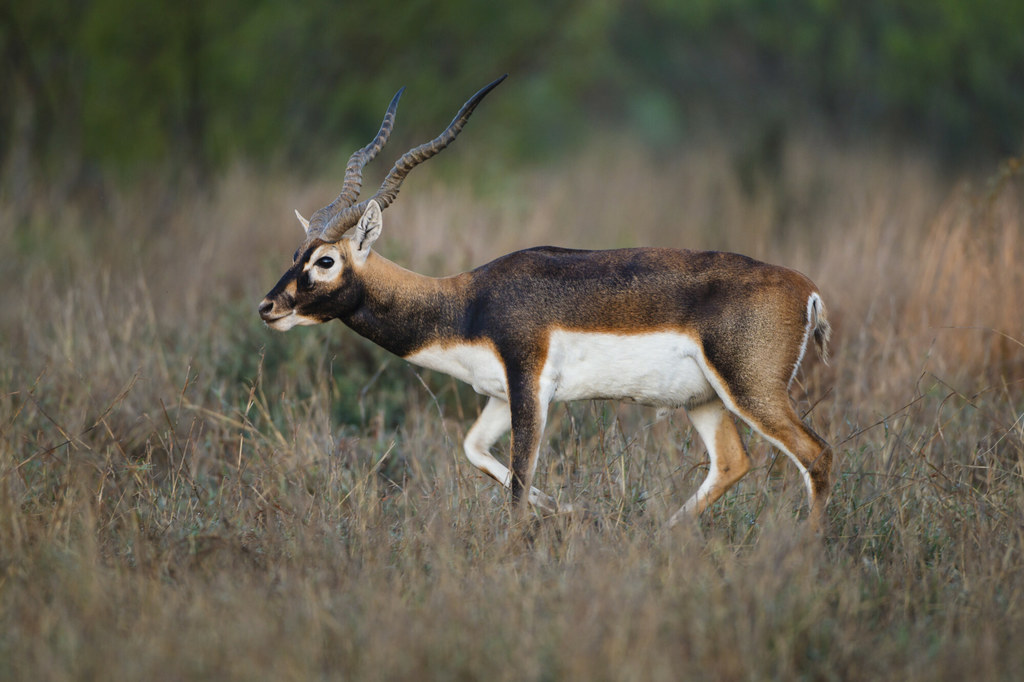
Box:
left=315, top=256, right=335, bottom=269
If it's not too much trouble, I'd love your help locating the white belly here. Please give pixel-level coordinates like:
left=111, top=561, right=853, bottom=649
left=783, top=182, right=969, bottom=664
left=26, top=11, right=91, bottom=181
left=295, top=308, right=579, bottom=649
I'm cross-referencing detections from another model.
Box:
left=543, top=329, right=715, bottom=407
left=406, top=330, right=715, bottom=408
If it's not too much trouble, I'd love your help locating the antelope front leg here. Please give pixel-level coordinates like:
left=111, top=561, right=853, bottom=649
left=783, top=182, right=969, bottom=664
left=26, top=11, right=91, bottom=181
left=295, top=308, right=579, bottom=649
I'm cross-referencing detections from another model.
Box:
left=507, top=377, right=560, bottom=519
left=463, top=396, right=568, bottom=514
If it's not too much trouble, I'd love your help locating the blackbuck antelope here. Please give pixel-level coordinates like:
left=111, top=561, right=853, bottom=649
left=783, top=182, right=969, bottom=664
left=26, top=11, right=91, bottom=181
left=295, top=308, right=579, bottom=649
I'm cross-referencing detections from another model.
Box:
left=259, top=75, right=833, bottom=530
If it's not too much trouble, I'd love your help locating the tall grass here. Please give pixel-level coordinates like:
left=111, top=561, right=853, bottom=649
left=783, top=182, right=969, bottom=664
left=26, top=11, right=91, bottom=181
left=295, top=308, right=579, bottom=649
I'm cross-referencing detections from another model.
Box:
left=1, top=137, right=1022, bottom=680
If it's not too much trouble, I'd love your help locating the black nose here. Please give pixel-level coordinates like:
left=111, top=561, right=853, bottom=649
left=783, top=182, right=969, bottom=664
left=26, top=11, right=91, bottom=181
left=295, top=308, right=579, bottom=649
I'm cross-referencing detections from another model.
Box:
left=258, top=299, right=274, bottom=319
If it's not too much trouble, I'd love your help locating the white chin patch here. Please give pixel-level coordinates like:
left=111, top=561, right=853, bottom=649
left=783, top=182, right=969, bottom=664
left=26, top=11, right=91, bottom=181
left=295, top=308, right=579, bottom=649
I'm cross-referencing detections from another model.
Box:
left=267, top=312, right=321, bottom=331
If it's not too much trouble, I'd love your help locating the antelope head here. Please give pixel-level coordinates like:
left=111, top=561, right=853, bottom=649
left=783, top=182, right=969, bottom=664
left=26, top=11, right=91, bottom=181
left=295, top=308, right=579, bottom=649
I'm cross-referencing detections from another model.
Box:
left=258, top=75, right=507, bottom=331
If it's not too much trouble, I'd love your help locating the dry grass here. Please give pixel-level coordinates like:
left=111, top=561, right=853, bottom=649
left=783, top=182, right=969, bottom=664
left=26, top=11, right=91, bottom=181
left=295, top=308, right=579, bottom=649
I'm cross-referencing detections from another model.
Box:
left=1, top=137, right=1023, bottom=680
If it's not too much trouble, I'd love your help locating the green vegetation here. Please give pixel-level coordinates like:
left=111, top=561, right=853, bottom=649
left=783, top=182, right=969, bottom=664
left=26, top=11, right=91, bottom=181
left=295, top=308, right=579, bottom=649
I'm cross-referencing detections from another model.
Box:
left=3, top=0, right=1023, bottom=180
left=1, top=136, right=1022, bottom=678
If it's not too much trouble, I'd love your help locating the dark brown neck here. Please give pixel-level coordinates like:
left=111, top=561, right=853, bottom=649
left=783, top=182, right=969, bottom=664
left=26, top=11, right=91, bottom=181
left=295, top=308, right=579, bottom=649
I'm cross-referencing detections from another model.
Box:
left=340, top=252, right=468, bottom=357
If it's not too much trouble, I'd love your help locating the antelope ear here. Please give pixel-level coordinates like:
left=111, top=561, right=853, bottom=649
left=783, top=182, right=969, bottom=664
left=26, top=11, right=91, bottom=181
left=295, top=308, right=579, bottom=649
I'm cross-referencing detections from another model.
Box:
left=295, top=209, right=311, bottom=235
left=351, top=201, right=382, bottom=265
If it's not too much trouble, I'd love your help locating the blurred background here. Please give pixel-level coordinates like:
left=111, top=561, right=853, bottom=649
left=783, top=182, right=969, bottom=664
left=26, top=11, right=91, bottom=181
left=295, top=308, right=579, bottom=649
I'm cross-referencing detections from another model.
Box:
left=3, top=0, right=1023, bottom=192
left=3, top=5, right=1024, bottom=678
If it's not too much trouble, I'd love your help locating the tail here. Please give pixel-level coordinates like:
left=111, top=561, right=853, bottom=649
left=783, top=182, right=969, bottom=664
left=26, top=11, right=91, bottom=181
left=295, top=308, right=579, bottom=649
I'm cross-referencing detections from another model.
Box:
left=808, top=292, right=831, bottom=365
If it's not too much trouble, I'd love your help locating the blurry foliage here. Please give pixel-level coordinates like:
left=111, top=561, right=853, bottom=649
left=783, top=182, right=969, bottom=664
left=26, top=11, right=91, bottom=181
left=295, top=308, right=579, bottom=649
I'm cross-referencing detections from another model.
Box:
left=2, top=0, right=1023, bottom=181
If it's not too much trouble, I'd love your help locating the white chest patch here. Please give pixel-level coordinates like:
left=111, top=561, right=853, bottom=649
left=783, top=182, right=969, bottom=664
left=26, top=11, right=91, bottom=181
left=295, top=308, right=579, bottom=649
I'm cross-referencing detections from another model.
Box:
left=405, top=342, right=508, bottom=398
left=406, top=330, right=716, bottom=409
left=542, top=329, right=715, bottom=408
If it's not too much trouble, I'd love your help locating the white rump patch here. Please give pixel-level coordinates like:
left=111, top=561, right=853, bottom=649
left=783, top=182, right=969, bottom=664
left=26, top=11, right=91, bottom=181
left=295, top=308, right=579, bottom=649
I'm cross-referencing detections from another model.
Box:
left=789, top=292, right=822, bottom=387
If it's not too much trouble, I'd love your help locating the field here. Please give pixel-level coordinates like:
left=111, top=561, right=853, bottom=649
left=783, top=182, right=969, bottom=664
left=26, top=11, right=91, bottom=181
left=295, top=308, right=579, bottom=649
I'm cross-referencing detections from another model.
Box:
left=2, top=136, right=1023, bottom=680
